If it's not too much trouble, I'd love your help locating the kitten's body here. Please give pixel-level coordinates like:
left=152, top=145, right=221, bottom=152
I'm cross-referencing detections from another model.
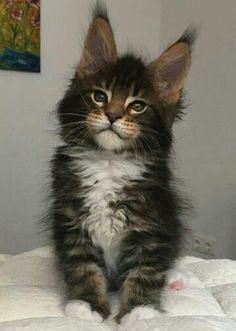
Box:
left=50, top=3, right=195, bottom=323
left=52, top=143, right=183, bottom=318
left=55, top=147, right=148, bottom=288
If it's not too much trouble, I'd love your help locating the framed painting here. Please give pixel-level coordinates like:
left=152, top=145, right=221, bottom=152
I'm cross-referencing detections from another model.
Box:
left=0, top=0, right=40, bottom=73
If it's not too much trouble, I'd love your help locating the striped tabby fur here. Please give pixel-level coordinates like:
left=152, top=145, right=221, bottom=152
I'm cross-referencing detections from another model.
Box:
left=49, top=2, right=196, bottom=323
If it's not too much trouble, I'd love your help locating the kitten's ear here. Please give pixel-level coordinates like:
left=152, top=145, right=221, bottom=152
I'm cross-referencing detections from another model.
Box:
left=149, top=29, right=196, bottom=104
left=78, top=5, right=117, bottom=76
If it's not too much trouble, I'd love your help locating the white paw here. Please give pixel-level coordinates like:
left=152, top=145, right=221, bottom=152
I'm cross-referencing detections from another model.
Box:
left=167, top=269, right=188, bottom=290
left=65, top=300, right=103, bottom=322
left=121, top=306, right=161, bottom=324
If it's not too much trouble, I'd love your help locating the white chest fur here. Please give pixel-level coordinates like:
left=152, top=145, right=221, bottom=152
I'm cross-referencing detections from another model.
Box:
left=73, top=150, right=146, bottom=269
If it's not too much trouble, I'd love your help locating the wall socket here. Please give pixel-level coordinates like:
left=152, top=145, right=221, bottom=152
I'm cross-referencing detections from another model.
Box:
left=192, top=234, right=216, bottom=256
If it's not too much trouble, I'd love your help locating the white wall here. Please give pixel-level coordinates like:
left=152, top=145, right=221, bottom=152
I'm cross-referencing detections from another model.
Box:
left=160, top=0, right=236, bottom=259
left=0, top=0, right=161, bottom=254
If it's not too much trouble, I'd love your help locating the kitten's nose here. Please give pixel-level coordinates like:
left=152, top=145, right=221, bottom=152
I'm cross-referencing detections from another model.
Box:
left=105, top=106, right=123, bottom=124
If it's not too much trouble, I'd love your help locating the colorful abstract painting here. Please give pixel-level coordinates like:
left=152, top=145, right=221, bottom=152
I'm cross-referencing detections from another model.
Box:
left=0, top=0, right=40, bottom=72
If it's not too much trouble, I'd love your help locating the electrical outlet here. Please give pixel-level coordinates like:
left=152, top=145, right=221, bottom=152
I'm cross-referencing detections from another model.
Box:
left=192, top=234, right=216, bottom=256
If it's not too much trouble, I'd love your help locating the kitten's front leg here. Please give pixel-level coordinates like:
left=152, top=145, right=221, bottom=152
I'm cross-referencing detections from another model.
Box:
left=64, top=259, right=110, bottom=321
left=116, top=231, right=173, bottom=323
left=116, top=266, right=165, bottom=323
left=55, top=225, right=110, bottom=320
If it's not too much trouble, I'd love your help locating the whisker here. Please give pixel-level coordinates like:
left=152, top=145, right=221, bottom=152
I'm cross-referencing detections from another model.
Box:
left=62, top=123, right=87, bottom=141
left=136, top=138, right=149, bottom=161
left=138, top=136, right=157, bottom=161
left=130, top=138, right=138, bottom=162
left=59, top=120, right=87, bottom=128
left=59, top=112, right=88, bottom=119
left=68, top=126, right=89, bottom=147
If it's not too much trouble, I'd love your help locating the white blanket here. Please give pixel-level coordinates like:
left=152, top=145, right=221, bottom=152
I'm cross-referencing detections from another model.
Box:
left=0, top=247, right=236, bottom=330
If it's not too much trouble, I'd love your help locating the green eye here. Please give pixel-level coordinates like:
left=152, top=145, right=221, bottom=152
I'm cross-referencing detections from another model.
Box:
left=92, top=90, right=108, bottom=104
left=129, top=100, right=147, bottom=113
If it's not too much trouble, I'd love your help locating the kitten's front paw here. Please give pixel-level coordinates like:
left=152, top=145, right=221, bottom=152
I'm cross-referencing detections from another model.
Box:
left=120, top=306, right=161, bottom=324
left=167, top=269, right=188, bottom=290
left=65, top=300, right=103, bottom=322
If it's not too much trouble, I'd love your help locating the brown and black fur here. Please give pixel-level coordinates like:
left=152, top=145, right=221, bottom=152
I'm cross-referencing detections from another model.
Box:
left=49, top=2, right=196, bottom=323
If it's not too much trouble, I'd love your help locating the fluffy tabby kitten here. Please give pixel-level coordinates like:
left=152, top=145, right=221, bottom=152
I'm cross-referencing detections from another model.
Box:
left=50, top=3, right=195, bottom=323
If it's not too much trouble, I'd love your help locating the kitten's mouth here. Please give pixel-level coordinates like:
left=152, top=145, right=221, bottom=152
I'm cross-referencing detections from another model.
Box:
left=94, top=127, right=127, bottom=150
left=98, top=124, right=130, bottom=140
left=97, top=127, right=125, bottom=140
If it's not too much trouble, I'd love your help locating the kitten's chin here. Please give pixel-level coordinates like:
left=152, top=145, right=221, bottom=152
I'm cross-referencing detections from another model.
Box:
left=94, top=130, right=126, bottom=150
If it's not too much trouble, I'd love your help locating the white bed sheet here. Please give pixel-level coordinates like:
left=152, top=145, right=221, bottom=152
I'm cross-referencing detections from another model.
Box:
left=0, top=247, right=236, bottom=331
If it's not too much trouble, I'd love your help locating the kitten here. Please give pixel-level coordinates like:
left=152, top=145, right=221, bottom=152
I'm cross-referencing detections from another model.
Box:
left=49, top=3, right=195, bottom=323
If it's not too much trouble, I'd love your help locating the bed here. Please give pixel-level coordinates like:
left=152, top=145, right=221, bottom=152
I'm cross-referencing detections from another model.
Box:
left=0, top=246, right=236, bottom=330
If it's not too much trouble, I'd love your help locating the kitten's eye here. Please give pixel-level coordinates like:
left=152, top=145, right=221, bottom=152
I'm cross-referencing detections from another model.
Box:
left=129, top=100, right=147, bottom=114
left=92, top=90, right=108, bottom=105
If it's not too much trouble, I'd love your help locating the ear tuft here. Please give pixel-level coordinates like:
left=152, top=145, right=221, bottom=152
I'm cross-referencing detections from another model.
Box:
left=92, top=0, right=110, bottom=23
left=78, top=2, right=117, bottom=76
left=176, top=26, right=198, bottom=55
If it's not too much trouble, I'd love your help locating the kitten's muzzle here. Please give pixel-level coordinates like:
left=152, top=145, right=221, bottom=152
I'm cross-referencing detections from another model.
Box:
left=93, top=116, right=128, bottom=139
left=87, top=112, right=134, bottom=140
left=99, top=125, right=127, bottom=140
left=95, top=120, right=135, bottom=140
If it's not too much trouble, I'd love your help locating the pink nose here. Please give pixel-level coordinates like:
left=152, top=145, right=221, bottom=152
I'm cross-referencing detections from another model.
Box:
left=105, top=111, right=122, bottom=123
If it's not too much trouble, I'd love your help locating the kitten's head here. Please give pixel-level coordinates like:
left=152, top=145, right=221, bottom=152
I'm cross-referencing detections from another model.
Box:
left=58, top=4, right=196, bottom=155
